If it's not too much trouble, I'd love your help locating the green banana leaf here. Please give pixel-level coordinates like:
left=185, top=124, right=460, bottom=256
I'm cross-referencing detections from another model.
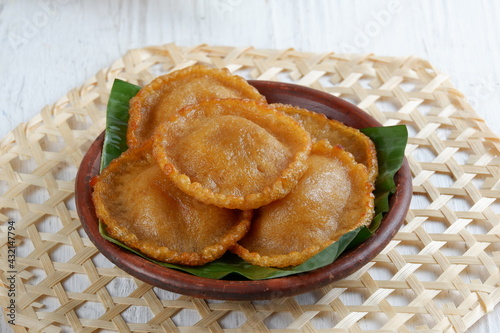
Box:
left=98, top=78, right=408, bottom=280
left=101, top=79, right=141, bottom=170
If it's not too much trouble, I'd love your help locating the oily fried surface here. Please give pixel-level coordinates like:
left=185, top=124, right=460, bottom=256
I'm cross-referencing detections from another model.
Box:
left=153, top=99, right=312, bottom=210
left=231, top=141, right=374, bottom=268
left=127, top=64, right=265, bottom=147
left=273, top=103, right=378, bottom=183
left=91, top=141, right=252, bottom=266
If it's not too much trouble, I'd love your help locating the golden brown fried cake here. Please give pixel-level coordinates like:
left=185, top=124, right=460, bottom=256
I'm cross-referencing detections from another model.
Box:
left=91, top=141, right=252, bottom=266
left=153, top=99, right=312, bottom=210
left=231, top=141, right=375, bottom=268
left=127, top=64, right=265, bottom=147
left=273, top=103, right=378, bottom=183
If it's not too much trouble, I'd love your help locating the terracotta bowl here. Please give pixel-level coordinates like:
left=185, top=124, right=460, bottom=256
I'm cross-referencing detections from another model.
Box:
left=76, top=80, right=412, bottom=301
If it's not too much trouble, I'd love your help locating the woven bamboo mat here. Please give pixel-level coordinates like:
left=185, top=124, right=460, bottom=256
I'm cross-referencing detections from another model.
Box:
left=1, top=43, right=500, bottom=333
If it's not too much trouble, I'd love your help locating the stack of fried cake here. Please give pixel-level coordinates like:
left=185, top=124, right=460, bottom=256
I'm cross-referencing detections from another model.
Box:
left=92, top=65, right=377, bottom=268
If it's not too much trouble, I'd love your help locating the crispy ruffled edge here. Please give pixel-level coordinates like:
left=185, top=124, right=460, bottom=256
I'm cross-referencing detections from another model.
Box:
left=127, top=64, right=266, bottom=148
left=152, top=98, right=313, bottom=210
left=91, top=140, right=253, bottom=266
left=230, top=141, right=375, bottom=268
left=272, top=103, right=379, bottom=184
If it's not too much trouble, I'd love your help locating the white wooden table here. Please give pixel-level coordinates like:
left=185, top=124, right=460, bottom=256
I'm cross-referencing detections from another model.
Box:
left=1, top=1, right=499, bottom=332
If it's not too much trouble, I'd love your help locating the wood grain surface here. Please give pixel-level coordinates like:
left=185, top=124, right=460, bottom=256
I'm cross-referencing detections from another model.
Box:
left=1, top=1, right=499, bottom=332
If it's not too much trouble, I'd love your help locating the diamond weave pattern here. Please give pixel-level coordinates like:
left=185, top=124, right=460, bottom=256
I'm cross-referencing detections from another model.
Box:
left=1, top=44, right=500, bottom=332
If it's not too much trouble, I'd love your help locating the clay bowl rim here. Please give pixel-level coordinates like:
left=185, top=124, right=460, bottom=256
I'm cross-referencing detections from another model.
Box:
left=75, top=80, right=412, bottom=301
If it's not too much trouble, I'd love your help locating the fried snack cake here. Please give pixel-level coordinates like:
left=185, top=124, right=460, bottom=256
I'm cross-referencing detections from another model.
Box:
left=153, top=99, right=312, bottom=210
left=231, top=141, right=374, bottom=268
left=127, top=64, right=265, bottom=147
left=273, top=103, right=378, bottom=183
left=91, top=141, right=252, bottom=266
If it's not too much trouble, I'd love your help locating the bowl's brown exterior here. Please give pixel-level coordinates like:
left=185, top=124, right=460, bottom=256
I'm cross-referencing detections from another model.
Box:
left=75, top=80, right=412, bottom=301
